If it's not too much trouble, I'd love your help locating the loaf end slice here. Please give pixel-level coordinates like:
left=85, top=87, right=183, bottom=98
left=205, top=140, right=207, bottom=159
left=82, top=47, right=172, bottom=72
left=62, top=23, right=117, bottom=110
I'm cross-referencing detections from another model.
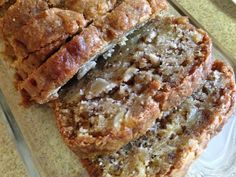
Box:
left=13, top=8, right=87, bottom=81
left=82, top=60, right=236, bottom=177
left=10, top=1, right=127, bottom=82
left=53, top=16, right=212, bottom=157
left=19, top=0, right=168, bottom=104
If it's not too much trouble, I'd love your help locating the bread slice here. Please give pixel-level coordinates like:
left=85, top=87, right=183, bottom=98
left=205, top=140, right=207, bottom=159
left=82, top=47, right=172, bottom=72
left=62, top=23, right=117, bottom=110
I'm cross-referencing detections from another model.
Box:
left=81, top=60, right=236, bottom=177
left=52, top=16, right=212, bottom=157
left=13, top=8, right=87, bottom=80
left=19, top=0, right=168, bottom=104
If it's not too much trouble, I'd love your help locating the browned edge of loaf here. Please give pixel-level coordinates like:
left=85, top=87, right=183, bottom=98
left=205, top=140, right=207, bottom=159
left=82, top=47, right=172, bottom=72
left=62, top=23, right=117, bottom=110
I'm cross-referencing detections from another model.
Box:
left=52, top=17, right=213, bottom=158
left=19, top=0, right=168, bottom=105
left=81, top=60, right=236, bottom=177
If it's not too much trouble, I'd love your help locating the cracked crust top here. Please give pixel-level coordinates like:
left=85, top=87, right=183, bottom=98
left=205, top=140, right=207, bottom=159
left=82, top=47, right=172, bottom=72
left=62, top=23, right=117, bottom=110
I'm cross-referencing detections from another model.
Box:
left=52, top=16, right=212, bottom=158
left=81, top=60, right=236, bottom=177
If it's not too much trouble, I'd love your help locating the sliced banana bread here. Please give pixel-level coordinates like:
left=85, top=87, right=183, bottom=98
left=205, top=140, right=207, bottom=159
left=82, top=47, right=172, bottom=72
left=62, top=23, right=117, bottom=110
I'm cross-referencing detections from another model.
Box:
left=19, top=0, right=167, bottom=104
left=53, top=16, right=212, bottom=157
left=82, top=60, right=236, bottom=177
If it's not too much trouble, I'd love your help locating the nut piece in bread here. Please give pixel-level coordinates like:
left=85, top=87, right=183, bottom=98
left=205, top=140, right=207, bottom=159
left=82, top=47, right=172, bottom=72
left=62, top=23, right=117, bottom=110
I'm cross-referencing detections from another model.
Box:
left=82, top=60, right=236, bottom=177
left=53, top=16, right=212, bottom=157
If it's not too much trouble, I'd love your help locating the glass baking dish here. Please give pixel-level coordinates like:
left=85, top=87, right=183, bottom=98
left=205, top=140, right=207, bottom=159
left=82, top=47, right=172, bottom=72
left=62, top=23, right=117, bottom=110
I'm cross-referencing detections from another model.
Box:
left=0, top=1, right=236, bottom=176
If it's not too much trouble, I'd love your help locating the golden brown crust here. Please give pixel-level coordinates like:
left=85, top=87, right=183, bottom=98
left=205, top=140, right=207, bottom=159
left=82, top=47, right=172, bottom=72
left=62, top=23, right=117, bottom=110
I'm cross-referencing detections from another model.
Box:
left=82, top=60, right=236, bottom=177
left=12, top=8, right=86, bottom=59
left=1, top=0, right=49, bottom=60
left=12, top=8, right=87, bottom=80
left=20, top=26, right=105, bottom=104
left=2, top=0, right=49, bottom=44
left=15, top=39, right=66, bottom=81
left=52, top=17, right=212, bottom=158
left=65, top=0, right=118, bottom=21
left=19, top=0, right=168, bottom=104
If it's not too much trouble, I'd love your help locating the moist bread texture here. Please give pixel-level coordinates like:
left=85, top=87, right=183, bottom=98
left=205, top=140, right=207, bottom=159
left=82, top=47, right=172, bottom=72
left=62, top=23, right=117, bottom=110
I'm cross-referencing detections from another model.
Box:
left=82, top=60, right=236, bottom=177
left=53, top=16, right=212, bottom=157
left=19, top=0, right=168, bottom=104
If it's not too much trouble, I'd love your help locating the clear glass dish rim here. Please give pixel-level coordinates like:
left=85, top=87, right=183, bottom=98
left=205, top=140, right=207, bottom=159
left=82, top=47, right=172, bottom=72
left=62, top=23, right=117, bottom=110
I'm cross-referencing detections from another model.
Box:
left=0, top=1, right=235, bottom=177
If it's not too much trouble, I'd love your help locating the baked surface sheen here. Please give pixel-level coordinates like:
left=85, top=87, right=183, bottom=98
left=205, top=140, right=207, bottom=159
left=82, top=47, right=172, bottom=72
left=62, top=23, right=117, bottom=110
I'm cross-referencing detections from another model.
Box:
left=53, top=16, right=212, bottom=157
left=82, top=60, right=236, bottom=177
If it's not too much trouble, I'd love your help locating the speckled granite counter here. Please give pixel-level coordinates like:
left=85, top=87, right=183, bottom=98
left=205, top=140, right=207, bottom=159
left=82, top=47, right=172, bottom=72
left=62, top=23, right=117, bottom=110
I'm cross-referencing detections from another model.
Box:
left=0, top=1, right=235, bottom=177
